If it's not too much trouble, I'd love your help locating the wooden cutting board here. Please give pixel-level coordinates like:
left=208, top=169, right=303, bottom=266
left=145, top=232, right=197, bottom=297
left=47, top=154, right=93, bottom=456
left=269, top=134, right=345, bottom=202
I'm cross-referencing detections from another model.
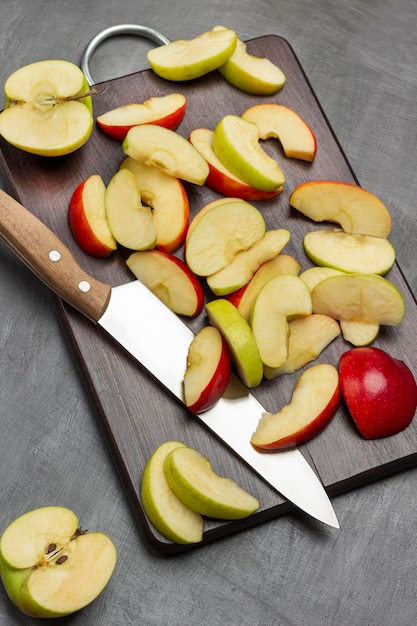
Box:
left=1, top=36, right=416, bottom=553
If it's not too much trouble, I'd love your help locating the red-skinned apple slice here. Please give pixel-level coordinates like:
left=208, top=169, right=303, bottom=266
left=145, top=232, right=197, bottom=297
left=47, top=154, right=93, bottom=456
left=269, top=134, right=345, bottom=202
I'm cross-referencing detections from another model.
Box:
left=339, top=347, right=417, bottom=439
left=126, top=249, right=204, bottom=317
left=189, top=128, right=283, bottom=200
left=68, top=174, right=117, bottom=258
left=184, top=326, right=231, bottom=412
left=120, top=157, right=189, bottom=253
left=97, top=93, right=186, bottom=141
left=241, top=103, right=316, bottom=161
left=251, top=363, right=341, bottom=450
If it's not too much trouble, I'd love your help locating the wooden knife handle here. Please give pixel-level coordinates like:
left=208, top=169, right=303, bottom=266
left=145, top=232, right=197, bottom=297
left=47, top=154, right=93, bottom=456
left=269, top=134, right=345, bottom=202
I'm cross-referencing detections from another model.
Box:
left=0, top=189, right=111, bottom=323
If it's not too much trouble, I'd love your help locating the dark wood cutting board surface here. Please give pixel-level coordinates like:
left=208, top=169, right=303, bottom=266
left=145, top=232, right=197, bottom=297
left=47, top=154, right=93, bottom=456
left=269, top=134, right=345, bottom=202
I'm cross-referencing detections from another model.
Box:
left=1, top=35, right=416, bottom=553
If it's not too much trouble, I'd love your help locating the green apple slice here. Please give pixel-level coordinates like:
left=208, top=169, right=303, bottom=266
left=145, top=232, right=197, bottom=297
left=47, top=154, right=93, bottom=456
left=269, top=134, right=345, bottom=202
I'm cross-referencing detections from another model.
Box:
left=303, top=229, right=396, bottom=275
left=207, top=228, right=290, bottom=295
left=213, top=115, right=286, bottom=191
left=141, top=441, right=204, bottom=544
left=147, top=28, right=237, bottom=81
left=163, top=446, right=259, bottom=519
left=299, top=266, right=345, bottom=291
left=0, top=506, right=116, bottom=618
left=311, top=273, right=405, bottom=325
left=206, top=298, right=263, bottom=387
left=0, top=60, right=93, bottom=156
left=339, top=319, right=380, bottom=346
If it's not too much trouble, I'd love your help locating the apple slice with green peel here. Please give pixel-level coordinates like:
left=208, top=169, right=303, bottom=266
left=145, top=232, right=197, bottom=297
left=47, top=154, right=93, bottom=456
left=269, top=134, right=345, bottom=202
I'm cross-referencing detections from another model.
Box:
left=185, top=197, right=241, bottom=246
left=311, top=273, right=405, bottom=325
left=242, top=103, right=316, bottom=161
left=213, top=115, right=286, bottom=192
left=126, top=249, right=204, bottom=317
left=228, top=254, right=301, bottom=321
left=141, top=441, right=204, bottom=544
left=185, top=199, right=266, bottom=276
left=251, top=363, right=341, bottom=450
left=0, top=60, right=94, bottom=156
left=0, top=506, right=116, bottom=618
left=250, top=275, right=312, bottom=368
left=147, top=28, right=237, bottom=81
left=189, top=128, right=283, bottom=200
left=264, top=314, right=341, bottom=379
left=303, top=229, right=396, bottom=275
left=68, top=174, right=117, bottom=258
left=206, top=298, right=263, bottom=387
left=123, top=124, right=209, bottom=185
left=105, top=168, right=156, bottom=250
left=163, top=446, right=259, bottom=519
left=339, top=319, right=380, bottom=346
left=207, top=228, right=291, bottom=296
left=120, top=157, right=189, bottom=253
left=184, top=326, right=231, bottom=413
left=290, top=180, right=392, bottom=238
left=97, top=93, right=186, bottom=141
left=299, top=265, right=344, bottom=291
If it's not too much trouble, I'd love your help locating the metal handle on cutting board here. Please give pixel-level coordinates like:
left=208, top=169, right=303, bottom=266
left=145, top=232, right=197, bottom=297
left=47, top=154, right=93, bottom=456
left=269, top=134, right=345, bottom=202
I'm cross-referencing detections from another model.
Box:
left=80, top=24, right=170, bottom=86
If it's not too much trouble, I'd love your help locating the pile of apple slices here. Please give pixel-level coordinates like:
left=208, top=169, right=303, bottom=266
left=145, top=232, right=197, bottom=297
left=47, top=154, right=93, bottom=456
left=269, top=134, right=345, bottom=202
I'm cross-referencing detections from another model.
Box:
left=141, top=441, right=259, bottom=544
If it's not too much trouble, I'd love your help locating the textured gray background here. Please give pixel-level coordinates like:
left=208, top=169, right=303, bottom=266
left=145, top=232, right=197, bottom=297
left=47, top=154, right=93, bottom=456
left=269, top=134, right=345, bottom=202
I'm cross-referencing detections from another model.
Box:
left=0, top=1, right=416, bottom=624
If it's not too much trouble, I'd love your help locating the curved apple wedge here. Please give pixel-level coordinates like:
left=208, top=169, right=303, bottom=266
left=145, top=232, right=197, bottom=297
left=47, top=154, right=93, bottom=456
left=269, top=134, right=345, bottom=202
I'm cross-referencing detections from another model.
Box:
left=251, top=363, right=341, bottom=450
left=140, top=441, right=204, bottom=544
left=339, top=319, right=380, bottom=346
left=0, top=506, right=116, bottom=618
left=290, top=181, right=392, bottom=237
left=123, top=124, right=209, bottom=185
left=163, top=446, right=259, bottom=519
left=184, top=325, right=231, bottom=413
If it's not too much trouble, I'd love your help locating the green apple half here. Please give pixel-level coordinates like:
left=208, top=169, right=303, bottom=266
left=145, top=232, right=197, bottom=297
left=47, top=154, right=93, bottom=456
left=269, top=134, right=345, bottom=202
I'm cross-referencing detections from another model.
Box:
left=0, top=506, right=116, bottom=618
left=0, top=60, right=94, bottom=156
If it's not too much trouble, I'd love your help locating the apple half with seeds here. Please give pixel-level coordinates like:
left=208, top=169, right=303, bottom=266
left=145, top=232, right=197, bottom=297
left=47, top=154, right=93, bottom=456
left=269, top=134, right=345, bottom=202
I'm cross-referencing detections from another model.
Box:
left=0, top=506, right=116, bottom=618
left=251, top=363, right=341, bottom=449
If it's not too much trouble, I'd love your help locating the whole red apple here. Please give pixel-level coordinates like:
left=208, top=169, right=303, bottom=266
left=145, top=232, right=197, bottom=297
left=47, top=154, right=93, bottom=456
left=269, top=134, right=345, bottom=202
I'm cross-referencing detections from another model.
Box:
left=339, top=347, right=417, bottom=439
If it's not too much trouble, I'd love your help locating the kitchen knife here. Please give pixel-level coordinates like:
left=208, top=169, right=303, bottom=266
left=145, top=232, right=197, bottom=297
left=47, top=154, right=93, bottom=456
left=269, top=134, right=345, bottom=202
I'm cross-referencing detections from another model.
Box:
left=0, top=189, right=339, bottom=529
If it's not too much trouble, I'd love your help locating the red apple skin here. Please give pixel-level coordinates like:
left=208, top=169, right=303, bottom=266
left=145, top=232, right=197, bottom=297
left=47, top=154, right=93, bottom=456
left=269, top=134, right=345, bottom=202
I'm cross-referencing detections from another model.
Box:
left=187, top=334, right=231, bottom=413
left=97, top=101, right=186, bottom=141
left=154, top=250, right=205, bottom=318
left=339, top=347, right=417, bottom=439
left=204, top=163, right=283, bottom=201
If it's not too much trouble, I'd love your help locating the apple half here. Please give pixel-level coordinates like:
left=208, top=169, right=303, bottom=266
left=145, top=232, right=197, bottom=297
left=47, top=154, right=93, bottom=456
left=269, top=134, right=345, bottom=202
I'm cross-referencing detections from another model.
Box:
left=68, top=174, right=117, bottom=258
left=290, top=181, right=392, bottom=238
left=0, top=60, right=93, bottom=156
left=97, top=93, right=186, bottom=141
left=0, top=506, right=116, bottom=618
left=163, top=446, right=259, bottom=519
left=140, top=441, right=204, bottom=544
left=183, top=326, right=231, bottom=413
left=251, top=363, right=341, bottom=449
left=242, top=103, right=316, bottom=161
left=126, top=249, right=204, bottom=317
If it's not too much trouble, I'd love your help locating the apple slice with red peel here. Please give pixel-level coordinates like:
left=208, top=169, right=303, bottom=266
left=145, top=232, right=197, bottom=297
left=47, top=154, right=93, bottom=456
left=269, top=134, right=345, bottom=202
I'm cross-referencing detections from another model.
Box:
left=228, top=254, right=301, bottom=321
left=184, top=326, right=231, bottom=413
left=213, top=115, right=286, bottom=192
left=140, top=441, right=203, bottom=544
left=207, top=228, right=291, bottom=296
left=120, top=157, right=189, bottom=253
left=339, top=347, right=417, bottom=439
left=105, top=168, right=156, bottom=250
left=251, top=363, right=341, bottom=450
left=147, top=28, right=237, bottom=81
left=189, top=128, right=283, bottom=200
left=206, top=298, right=263, bottom=388
left=290, top=181, right=392, bottom=238
left=97, top=93, right=186, bottom=141
left=123, top=124, right=209, bottom=185
left=250, top=275, right=312, bottom=368
left=264, top=314, right=341, bottom=379
left=163, top=446, right=259, bottom=519
left=339, top=319, right=380, bottom=346
left=303, top=229, right=396, bottom=275
left=68, top=174, right=117, bottom=258
left=126, top=250, right=204, bottom=317
left=242, top=103, right=316, bottom=161
left=185, top=200, right=266, bottom=276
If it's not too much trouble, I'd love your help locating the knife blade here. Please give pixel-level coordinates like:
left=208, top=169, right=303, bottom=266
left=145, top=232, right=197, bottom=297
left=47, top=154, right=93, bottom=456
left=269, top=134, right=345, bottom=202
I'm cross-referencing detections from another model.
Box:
left=0, top=189, right=339, bottom=529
